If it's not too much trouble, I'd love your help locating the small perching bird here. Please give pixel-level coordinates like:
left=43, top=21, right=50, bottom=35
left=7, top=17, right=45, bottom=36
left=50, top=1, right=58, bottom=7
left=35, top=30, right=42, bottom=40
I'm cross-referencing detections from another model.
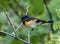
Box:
left=21, top=15, right=53, bottom=29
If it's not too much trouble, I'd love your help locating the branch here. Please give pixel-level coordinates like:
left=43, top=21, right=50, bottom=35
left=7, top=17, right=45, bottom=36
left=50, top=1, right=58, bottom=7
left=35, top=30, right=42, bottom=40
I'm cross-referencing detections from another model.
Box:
left=12, top=23, right=23, bottom=34
left=28, top=31, right=31, bottom=44
left=27, top=29, right=33, bottom=44
left=2, top=8, right=29, bottom=44
left=4, top=10, right=17, bottom=36
left=43, top=0, right=55, bottom=33
left=26, top=4, right=30, bottom=15
left=0, top=3, right=20, bottom=29
left=0, top=30, right=29, bottom=44
left=0, top=2, right=30, bottom=44
left=4, top=10, right=24, bottom=39
left=0, top=31, right=6, bottom=36
left=15, top=23, right=23, bottom=32
left=0, top=2, right=23, bottom=36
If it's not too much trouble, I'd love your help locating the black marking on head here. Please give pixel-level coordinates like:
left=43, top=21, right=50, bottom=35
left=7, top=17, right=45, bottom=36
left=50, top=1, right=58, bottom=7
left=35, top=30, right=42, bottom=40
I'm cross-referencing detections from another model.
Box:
left=21, top=15, right=29, bottom=21
left=21, top=15, right=35, bottom=25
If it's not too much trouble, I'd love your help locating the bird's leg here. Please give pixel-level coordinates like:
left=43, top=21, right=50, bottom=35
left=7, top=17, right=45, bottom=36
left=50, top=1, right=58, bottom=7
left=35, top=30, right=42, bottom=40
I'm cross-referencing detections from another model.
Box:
left=29, top=28, right=34, bottom=34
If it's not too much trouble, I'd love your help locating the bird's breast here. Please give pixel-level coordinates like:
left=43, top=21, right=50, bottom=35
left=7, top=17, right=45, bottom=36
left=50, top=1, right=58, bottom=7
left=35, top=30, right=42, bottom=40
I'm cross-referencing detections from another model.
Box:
left=25, top=20, right=37, bottom=28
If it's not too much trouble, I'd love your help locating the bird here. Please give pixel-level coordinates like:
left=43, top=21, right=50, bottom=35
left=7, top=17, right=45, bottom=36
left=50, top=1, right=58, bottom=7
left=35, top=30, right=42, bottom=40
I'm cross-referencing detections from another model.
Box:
left=21, top=15, right=53, bottom=29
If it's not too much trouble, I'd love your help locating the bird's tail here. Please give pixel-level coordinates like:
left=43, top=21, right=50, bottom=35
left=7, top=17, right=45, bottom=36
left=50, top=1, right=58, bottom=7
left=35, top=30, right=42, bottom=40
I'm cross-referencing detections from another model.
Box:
left=44, top=21, right=53, bottom=23
left=39, top=20, right=53, bottom=26
left=41, top=20, right=53, bottom=24
left=36, top=19, right=53, bottom=24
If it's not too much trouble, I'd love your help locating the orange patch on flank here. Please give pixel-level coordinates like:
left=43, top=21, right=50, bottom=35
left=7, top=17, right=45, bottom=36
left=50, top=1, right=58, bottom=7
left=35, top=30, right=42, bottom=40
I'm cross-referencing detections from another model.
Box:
left=25, top=21, right=31, bottom=26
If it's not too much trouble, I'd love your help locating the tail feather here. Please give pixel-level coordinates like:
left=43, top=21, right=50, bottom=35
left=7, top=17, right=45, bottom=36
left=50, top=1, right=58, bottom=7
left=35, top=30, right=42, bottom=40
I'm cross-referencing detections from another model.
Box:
left=36, top=19, right=53, bottom=24
left=45, top=21, right=53, bottom=23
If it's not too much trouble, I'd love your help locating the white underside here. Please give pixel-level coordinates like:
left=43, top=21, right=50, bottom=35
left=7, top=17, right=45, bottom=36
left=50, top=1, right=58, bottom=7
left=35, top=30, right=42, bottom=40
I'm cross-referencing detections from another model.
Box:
left=29, top=22, right=42, bottom=28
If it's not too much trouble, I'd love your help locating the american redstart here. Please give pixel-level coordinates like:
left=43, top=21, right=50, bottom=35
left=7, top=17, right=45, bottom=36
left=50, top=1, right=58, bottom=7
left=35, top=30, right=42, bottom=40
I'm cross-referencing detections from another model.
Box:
left=21, top=15, right=53, bottom=28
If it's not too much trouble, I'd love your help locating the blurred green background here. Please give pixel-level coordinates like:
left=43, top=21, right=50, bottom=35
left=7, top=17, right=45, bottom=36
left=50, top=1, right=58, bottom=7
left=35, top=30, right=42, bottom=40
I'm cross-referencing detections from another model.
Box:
left=0, top=0, right=60, bottom=44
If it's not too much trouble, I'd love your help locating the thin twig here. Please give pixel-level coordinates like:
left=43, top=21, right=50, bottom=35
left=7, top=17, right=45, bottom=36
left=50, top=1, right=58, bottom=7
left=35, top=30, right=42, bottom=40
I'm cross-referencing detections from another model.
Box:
left=0, top=2, right=30, bottom=44
left=12, top=23, right=23, bottom=34
left=26, top=4, right=30, bottom=15
left=43, top=0, right=55, bottom=33
left=8, top=3, right=23, bottom=34
left=3, top=10, right=16, bottom=36
left=0, top=30, right=15, bottom=37
left=0, top=3, right=17, bottom=35
left=2, top=7, right=29, bottom=44
left=28, top=31, right=31, bottom=44
left=15, top=23, right=23, bottom=32
left=25, top=4, right=31, bottom=44
left=0, top=3, right=17, bottom=36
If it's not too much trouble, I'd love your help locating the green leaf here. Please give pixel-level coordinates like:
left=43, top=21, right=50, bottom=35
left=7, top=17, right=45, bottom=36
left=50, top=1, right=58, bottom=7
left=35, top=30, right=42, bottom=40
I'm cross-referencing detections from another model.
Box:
left=57, top=11, right=60, bottom=19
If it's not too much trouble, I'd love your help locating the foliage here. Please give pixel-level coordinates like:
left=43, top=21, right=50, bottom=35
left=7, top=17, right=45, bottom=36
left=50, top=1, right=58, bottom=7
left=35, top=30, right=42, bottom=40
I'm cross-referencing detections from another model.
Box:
left=0, top=0, right=60, bottom=44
